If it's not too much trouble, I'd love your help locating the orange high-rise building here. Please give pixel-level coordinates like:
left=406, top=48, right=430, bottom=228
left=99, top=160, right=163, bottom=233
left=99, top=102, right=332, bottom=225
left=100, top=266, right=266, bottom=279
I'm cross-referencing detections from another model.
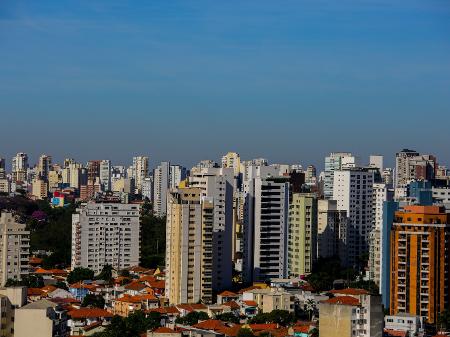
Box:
left=390, top=205, right=450, bottom=324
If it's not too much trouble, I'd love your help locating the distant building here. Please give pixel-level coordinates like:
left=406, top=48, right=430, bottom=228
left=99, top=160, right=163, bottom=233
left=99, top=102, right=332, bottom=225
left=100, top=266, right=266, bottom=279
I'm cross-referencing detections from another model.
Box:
left=221, top=152, right=241, bottom=176
left=132, top=156, right=149, bottom=194
left=0, top=287, right=27, bottom=337
left=37, top=154, right=52, bottom=180
left=288, top=193, right=317, bottom=277
left=317, top=199, right=348, bottom=263
left=395, top=149, right=437, bottom=187
left=12, top=153, right=28, bottom=182
left=0, top=213, right=30, bottom=286
left=71, top=202, right=140, bottom=274
left=324, top=152, right=356, bottom=199
left=31, top=178, right=48, bottom=200
left=99, top=160, right=112, bottom=191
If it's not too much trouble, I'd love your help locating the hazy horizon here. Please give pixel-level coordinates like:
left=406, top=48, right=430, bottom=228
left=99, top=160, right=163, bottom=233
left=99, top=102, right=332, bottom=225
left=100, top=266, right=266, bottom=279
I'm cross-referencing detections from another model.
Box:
left=1, top=1, right=449, bottom=169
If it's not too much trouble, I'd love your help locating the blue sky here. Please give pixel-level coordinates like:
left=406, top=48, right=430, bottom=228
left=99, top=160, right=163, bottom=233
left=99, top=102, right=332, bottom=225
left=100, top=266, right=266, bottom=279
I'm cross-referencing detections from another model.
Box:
left=1, top=0, right=449, bottom=169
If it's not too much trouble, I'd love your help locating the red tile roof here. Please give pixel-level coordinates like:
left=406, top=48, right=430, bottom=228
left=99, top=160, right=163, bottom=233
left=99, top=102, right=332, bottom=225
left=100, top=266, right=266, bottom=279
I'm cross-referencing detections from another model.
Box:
left=149, top=280, right=166, bottom=289
left=322, top=296, right=360, bottom=306
left=28, top=288, right=45, bottom=296
left=249, top=324, right=278, bottom=331
left=329, top=288, right=369, bottom=296
left=68, top=308, right=113, bottom=319
left=153, top=327, right=177, bottom=333
left=125, top=282, right=147, bottom=291
left=243, top=300, right=258, bottom=307
left=194, top=320, right=225, bottom=330
left=223, top=301, right=240, bottom=310
left=218, top=291, right=238, bottom=297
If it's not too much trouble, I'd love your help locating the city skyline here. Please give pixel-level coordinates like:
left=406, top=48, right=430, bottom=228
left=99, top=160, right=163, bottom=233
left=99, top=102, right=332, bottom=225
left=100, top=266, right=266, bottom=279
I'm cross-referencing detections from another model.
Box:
left=1, top=0, right=450, bottom=168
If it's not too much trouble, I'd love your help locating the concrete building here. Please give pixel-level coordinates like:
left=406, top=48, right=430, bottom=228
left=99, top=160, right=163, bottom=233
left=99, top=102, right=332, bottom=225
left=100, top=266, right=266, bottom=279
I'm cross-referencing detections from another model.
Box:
left=153, top=162, right=170, bottom=217
left=14, top=299, right=69, bottom=337
left=132, top=156, right=149, bottom=194
left=384, top=314, right=423, bottom=336
left=0, top=213, right=30, bottom=286
left=31, top=178, right=48, bottom=199
left=0, top=287, right=27, bottom=337
left=142, top=176, right=153, bottom=201
left=71, top=202, right=140, bottom=274
left=12, top=152, right=28, bottom=182
left=221, top=152, right=241, bottom=176
left=317, top=199, right=349, bottom=263
left=288, top=193, right=317, bottom=277
left=0, top=158, right=5, bottom=179
left=324, top=152, right=356, bottom=199
left=319, top=290, right=383, bottom=337
left=333, top=168, right=374, bottom=267
left=305, top=165, right=317, bottom=185
left=37, top=154, right=52, bottom=180
left=369, top=183, right=394, bottom=289
left=165, top=187, right=216, bottom=304
left=154, top=162, right=188, bottom=217
left=389, top=205, right=450, bottom=324
left=395, top=149, right=437, bottom=187
left=369, top=155, right=383, bottom=171
left=188, top=167, right=234, bottom=292
left=99, top=160, right=112, bottom=191
left=242, top=287, right=294, bottom=313
left=0, top=179, right=11, bottom=194
left=252, top=177, right=289, bottom=281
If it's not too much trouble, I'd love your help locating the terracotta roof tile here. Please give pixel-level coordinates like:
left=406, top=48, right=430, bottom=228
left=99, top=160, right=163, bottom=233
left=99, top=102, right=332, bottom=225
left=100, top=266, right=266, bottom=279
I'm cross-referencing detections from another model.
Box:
left=322, top=296, right=360, bottom=306
left=218, top=291, right=238, bottom=297
left=329, top=288, right=369, bottom=296
left=68, top=308, right=113, bottom=319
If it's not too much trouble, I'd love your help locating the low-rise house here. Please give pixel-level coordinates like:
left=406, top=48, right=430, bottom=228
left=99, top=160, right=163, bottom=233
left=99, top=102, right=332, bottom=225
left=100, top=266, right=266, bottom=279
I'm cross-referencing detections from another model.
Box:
left=240, top=301, right=258, bottom=317
left=243, top=288, right=294, bottom=313
left=176, top=304, right=209, bottom=317
left=69, top=282, right=98, bottom=301
left=68, top=307, right=113, bottom=336
left=318, top=289, right=383, bottom=337
left=113, top=293, right=159, bottom=317
left=217, top=291, right=239, bottom=305
left=384, top=314, right=423, bottom=337
left=148, top=327, right=183, bottom=337
left=124, top=281, right=147, bottom=296
left=147, top=306, right=181, bottom=324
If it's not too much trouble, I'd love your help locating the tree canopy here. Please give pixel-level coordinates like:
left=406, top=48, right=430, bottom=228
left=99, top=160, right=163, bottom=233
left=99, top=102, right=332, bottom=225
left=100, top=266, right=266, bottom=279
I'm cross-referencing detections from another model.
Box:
left=67, top=267, right=95, bottom=284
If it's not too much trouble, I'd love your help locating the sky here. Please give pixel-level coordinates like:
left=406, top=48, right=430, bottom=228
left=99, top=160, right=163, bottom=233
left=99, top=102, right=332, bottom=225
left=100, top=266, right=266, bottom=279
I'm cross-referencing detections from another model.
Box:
left=1, top=0, right=449, bottom=170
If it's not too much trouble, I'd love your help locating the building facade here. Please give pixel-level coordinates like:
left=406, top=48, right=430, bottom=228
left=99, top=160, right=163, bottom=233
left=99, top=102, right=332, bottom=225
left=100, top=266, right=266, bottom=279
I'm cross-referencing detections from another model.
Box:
left=71, top=202, right=140, bottom=274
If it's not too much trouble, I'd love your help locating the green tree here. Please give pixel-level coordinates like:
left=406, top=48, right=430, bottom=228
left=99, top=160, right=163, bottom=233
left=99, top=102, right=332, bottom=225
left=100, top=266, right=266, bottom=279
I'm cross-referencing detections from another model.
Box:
left=96, top=264, right=114, bottom=284
left=215, top=312, right=239, bottom=324
left=438, top=309, right=450, bottom=332
left=82, top=294, right=106, bottom=308
left=140, top=215, right=166, bottom=268
left=55, top=281, right=68, bottom=290
left=67, top=267, right=94, bottom=284
left=175, top=311, right=209, bottom=325
left=237, top=328, right=255, bottom=337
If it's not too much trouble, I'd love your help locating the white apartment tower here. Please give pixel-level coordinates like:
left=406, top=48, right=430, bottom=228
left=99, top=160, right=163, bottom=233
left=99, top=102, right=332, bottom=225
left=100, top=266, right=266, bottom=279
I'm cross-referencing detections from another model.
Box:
left=188, top=167, right=234, bottom=291
left=71, top=202, right=140, bottom=274
left=324, top=152, right=356, bottom=199
left=132, top=156, right=149, bottom=194
left=153, top=162, right=170, bottom=217
left=99, top=160, right=112, bottom=191
left=38, top=154, right=52, bottom=180
left=333, top=168, right=374, bottom=267
left=12, top=153, right=28, bottom=182
left=252, top=177, right=289, bottom=281
left=0, top=213, right=30, bottom=286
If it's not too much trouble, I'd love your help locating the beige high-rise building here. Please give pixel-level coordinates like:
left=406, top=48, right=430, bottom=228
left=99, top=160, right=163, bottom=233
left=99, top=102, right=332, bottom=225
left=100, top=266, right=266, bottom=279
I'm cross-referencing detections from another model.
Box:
left=31, top=179, right=48, bottom=199
left=37, top=154, right=52, bottom=180
left=0, top=213, right=30, bottom=286
left=165, top=187, right=215, bottom=304
left=48, top=170, right=61, bottom=190
left=221, top=152, right=241, bottom=176
left=132, top=156, right=149, bottom=194
left=0, top=179, right=10, bottom=194
left=288, top=193, right=318, bottom=277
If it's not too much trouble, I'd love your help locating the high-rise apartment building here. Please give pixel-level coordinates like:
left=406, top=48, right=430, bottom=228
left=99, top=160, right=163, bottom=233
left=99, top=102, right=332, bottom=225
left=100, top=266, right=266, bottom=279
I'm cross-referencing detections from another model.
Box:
left=165, top=187, right=215, bottom=304
left=153, top=162, right=170, bottom=217
left=37, top=154, right=52, bottom=180
left=188, top=167, right=234, bottom=291
left=369, top=155, right=383, bottom=171
left=169, top=165, right=187, bottom=190
left=317, top=199, right=349, bottom=262
left=221, top=152, right=241, bottom=176
left=390, top=205, right=450, bottom=324
left=305, top=165, right=317, bottom=185
left=252, top=177, right=289, bottom=281
left=12, top=153, right=28, bottom=182
left=132, top=156, right=149, bottom=194
left=31, top=179, right=48, bottom=200
left=324, top=152, right=356, bottom=199
left=87, top=160, right=101, bottom=182
left=99, top=160, right=112, bottom=191
left=395, top=149, right=437, bottom=187
left=0, top=213, right=30, bottom=286
left=333, top=168, right=374, bottom=267
left=0, top=158, right=5, bottom=179
left=288, top=193, right=317, bottom=277
left=71, top=202, right=140, bottom=274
